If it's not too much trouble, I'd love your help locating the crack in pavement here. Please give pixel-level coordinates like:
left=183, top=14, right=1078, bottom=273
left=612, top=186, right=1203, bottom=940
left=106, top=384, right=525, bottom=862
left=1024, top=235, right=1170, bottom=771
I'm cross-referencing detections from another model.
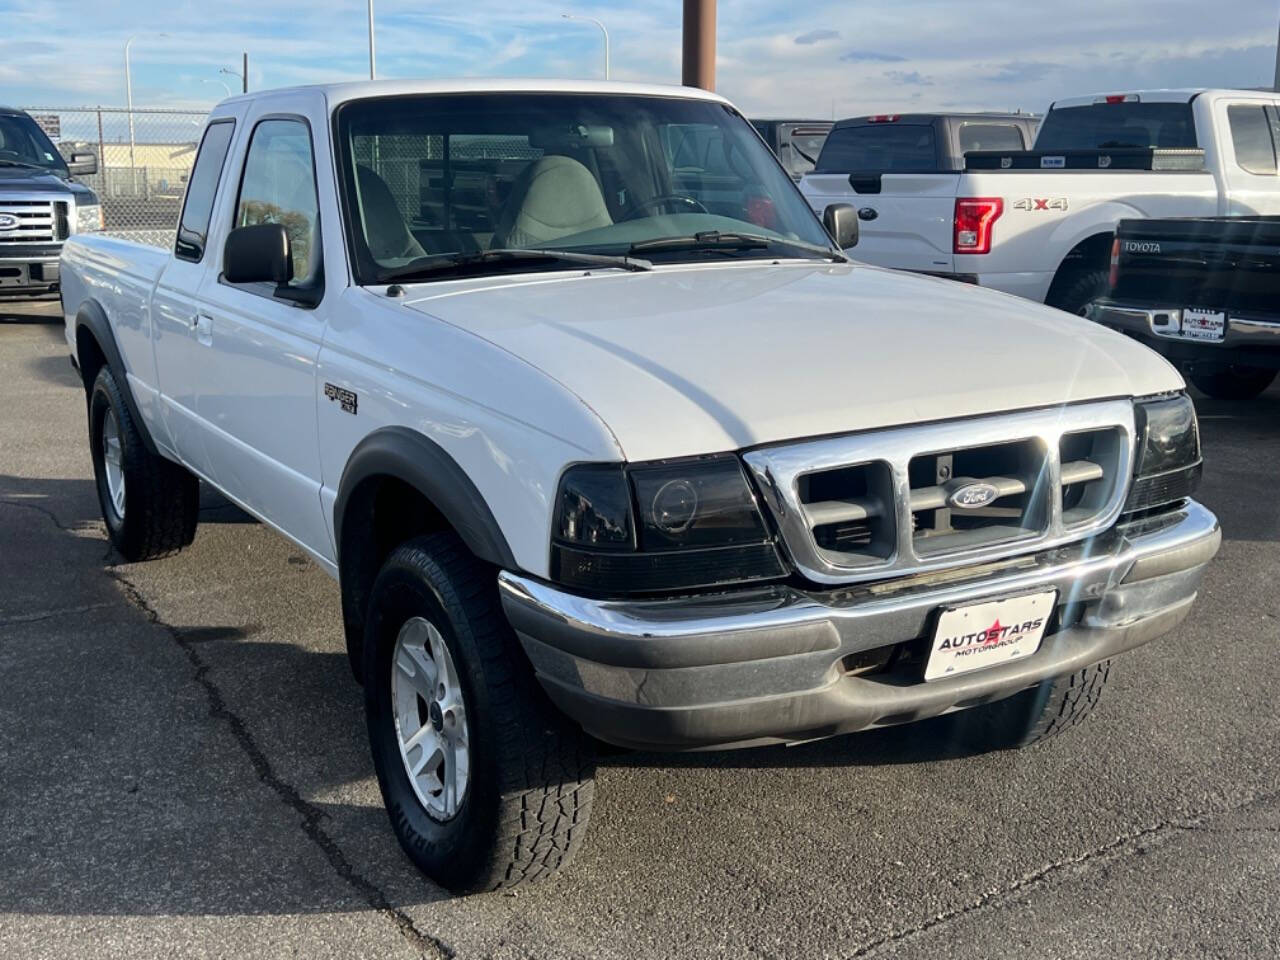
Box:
left=0, top=495, right=74, bottom=531
left=106, top=566, right=454, bottom=960
left=0, top=601, right=116, bottom=627
left=844, top=786, right=1280, bottom=958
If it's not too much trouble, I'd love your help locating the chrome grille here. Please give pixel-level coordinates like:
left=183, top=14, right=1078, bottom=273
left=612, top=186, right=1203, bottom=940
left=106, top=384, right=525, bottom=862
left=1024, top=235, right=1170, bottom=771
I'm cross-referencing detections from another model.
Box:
left=0, top=197, right=60, bottom=243
left=743, top=400, right=1135, bottom=585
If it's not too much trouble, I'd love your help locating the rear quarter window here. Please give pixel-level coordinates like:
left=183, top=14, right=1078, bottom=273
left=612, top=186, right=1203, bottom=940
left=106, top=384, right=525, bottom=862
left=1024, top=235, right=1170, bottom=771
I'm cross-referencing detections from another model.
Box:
left=1227, top=104, right=1277, bottom=175
left=815, top=124, right=938, bottom=173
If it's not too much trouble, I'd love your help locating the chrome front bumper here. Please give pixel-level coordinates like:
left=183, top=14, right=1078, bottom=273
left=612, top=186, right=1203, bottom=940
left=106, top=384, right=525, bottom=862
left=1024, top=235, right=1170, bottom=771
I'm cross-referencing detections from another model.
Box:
left=499, top=501, right=1220, bottom=750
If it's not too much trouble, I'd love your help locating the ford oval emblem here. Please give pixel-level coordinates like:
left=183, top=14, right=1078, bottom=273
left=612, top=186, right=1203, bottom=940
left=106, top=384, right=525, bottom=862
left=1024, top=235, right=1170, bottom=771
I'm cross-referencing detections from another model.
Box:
left=0, top=214, right=19, bottom=231
left=949, top=482, right=1000, bottom=510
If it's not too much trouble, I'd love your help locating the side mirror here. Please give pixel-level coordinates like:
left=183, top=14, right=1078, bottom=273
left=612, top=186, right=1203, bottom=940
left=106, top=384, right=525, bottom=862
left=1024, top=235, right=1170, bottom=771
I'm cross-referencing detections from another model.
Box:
left=822, top=202, right=859, bottom=249
left=223, top=223, right=293, bottom=285
left=67, top=152, right=97, bottom=176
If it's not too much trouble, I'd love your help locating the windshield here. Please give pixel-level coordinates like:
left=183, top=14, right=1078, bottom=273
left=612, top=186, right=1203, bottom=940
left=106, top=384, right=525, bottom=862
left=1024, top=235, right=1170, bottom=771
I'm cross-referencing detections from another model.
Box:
left=814, top=123, right=939, bottom=173
left=0, top=113, right=68, bottom=174
left=335, top=93, right=835, bottom=284
left=1034, top=102, right=1198, bottom=150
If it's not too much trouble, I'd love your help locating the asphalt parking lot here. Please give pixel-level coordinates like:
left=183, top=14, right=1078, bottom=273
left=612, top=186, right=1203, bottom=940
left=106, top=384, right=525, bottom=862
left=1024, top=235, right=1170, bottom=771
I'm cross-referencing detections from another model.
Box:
left=2, top=302, right=1278, bottom=960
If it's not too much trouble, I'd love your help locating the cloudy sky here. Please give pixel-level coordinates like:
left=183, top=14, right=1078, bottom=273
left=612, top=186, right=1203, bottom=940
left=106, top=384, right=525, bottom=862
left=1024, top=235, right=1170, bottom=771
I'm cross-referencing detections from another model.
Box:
left=1, top=0, right=1276, bottom=117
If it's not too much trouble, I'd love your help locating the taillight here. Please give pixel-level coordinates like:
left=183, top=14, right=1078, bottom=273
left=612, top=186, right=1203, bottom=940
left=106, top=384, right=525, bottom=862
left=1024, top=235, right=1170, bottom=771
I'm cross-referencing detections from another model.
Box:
left=1108, top=236, right=1121, bottom=290
left=867, top=114, right=900, bottom=123
left=953, top=197, right=1003, bottom=255
left=1096, top=94, right=1140, bottom=105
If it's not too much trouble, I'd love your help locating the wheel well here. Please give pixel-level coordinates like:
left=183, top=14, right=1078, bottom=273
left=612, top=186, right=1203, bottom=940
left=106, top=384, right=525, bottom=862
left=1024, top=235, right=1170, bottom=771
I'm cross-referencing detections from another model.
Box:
left=75, top=325, right=108, bottom=394
left=1046, top=233, right=1114, bottom=303
left=339, top=474, right=455, bottom=680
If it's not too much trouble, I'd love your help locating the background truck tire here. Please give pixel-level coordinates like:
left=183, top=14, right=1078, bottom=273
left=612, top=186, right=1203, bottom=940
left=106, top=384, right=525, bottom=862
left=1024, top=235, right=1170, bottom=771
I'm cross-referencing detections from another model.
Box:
left=363, top=531, right=595, bottom=893
left=1189, top=366, right=1277, bottom=401
left=940, top=660, right=1112, bottom=752
left=1047, top=268, right=1110, bottom=317
left=89, top=366, right=199, bottom=561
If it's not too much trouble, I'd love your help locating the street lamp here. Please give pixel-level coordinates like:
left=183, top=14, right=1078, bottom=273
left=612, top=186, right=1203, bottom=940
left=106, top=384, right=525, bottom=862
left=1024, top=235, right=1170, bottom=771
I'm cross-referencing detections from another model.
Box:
left=124, top=32, right=168, bottom=171
left=203, top=78, right=232, bottom=98
left=561, top=13, right=609, bottom=80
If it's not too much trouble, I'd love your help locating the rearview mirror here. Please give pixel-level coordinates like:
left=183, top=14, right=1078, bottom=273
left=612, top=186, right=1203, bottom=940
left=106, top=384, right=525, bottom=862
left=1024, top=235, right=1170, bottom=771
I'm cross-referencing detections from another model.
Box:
left=822, top=203, right=859, bottom=249
left=223, top=223, right=293, bottom=285
left=67, top=152, right=97, bottom=176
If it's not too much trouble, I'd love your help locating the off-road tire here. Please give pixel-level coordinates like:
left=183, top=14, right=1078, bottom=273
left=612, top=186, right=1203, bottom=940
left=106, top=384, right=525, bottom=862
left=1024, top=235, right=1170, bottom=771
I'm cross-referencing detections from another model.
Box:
left=363, top=532, right=595, bottom=893
left=1047, top=268, right=1110, bottom=317
left=89, top=366, right=199, bottom=561
left=942, top=660, right=1112, bottom=752
left=1189, top=366, right=1277, bottom=402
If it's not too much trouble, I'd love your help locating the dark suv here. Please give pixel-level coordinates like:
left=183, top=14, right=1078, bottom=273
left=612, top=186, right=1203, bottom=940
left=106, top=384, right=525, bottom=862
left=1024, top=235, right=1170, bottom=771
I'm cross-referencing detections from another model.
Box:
left=0, top=107, right=99, bottom=299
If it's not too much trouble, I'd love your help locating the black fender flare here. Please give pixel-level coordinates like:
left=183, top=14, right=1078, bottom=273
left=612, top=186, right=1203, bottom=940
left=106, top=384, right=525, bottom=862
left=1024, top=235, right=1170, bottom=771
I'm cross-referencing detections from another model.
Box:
left=334, top=426, right=517, bottom=570
left=74, top=300, right=159, bottom=455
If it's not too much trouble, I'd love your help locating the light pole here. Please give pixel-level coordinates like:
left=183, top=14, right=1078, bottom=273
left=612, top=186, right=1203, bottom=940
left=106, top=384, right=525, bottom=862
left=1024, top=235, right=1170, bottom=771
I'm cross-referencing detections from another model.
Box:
left=203, top=78, right=232, bottom=98
left=561, top=13, right=609, bottom=80
left=124, top=32, right=168, bottom=172
left=220, top=66, right=245, bottom=93
left=368, top=0, right=377, bottom=79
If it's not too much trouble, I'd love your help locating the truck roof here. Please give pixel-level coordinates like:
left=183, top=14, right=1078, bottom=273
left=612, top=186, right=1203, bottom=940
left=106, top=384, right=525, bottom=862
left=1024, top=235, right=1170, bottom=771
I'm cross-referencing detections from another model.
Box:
left=830, top=112, right=1035, bottom=129
left=1049, top=88, right=1277, bottom=109
left=213, top=77, right=732, bottom=109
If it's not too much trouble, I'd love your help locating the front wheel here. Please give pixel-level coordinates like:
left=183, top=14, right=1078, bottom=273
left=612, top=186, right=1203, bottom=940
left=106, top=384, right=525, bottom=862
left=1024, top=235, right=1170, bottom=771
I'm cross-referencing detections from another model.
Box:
left=1189, top=366, right=1277, bottom=402
left=363, top=532, right=595, bottom=893
left=939, top=660, right=1112, bottom=752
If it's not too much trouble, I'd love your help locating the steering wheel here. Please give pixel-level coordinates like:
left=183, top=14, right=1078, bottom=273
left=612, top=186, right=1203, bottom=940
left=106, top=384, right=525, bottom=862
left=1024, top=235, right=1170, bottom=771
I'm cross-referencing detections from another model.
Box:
left=621, top=194, right=708, bottom=221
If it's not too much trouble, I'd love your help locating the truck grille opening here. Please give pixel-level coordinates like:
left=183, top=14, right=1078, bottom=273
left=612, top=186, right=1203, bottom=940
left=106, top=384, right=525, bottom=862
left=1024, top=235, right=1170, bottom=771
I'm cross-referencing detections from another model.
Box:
left=0, top=199, right=58, bottom=244
left=1060, top=427, right=1122, bottom=527
left=908, top=439, right=1048, bottom=556
left=743, top=400, right=1135, bottom=586
left=799, top=461, right=896, bottom=565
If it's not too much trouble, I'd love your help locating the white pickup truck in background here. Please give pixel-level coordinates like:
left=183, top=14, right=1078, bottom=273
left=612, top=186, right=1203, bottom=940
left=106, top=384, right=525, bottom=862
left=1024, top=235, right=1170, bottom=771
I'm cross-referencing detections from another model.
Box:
left=801, top=89, right=1280, bottom=313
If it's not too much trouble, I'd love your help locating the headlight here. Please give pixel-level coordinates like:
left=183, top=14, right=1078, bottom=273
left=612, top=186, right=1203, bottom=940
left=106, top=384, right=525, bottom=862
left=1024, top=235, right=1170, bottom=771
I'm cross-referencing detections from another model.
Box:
left=76, top=202, right=103, bottom=234
left=1125, top=393, right=1202, bottom=513
left=552, top=454, right=786, bottom=594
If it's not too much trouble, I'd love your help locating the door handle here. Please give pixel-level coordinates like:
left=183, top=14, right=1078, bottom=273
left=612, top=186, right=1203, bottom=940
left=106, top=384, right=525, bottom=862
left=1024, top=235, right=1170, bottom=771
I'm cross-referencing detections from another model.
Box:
left=194, top=313, right=213, bottom=346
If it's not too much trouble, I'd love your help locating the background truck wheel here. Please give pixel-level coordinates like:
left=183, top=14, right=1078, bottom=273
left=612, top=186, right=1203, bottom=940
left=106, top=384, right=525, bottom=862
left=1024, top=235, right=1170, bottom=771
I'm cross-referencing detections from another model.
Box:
left=363, top=532, right=595, bottom=893
left=1189, top=366, right=1277, bottom=401
left=940, top=660, right=1112, bottom=752
left=89, top=366, right=199, bottom=561
left=1046, top=268, right=1110, bottom=317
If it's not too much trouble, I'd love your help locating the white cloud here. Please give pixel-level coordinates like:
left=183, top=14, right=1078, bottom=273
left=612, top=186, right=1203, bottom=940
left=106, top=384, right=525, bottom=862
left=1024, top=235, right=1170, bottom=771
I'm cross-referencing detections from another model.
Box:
left=0, top=0, right=1275, bottom=120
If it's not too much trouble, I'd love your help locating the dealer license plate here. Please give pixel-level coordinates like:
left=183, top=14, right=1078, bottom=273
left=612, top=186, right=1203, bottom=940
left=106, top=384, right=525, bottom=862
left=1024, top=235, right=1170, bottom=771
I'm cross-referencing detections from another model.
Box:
left=1179, top=308, right=1226, bottom=342
left=924, top=590, right=1057, bottom=682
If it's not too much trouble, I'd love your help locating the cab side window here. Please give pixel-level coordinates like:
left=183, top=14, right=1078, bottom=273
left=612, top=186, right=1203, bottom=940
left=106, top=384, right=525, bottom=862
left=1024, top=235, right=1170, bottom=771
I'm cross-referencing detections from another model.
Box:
left=1227, top=104, right=1277, bottom=176
left=175, top=120, right=235, bottom=262
left=235, top=119, right=321, bottom=285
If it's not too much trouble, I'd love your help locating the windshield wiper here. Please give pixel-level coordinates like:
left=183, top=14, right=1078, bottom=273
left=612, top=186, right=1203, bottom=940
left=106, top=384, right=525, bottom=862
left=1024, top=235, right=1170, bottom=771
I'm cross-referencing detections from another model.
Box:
left=0, top=159, right=50, bottom=171
left=629, top=231, right=846, bottom=262
left=379, top=247, right=652, bottom=283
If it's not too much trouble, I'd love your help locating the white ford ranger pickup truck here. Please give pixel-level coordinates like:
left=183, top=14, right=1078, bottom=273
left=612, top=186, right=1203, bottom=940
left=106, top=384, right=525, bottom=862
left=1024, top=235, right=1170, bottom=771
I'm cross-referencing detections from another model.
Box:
left=800, top=89, right=1280, bottom=313
left=60, top=79, right=1220, bottom=893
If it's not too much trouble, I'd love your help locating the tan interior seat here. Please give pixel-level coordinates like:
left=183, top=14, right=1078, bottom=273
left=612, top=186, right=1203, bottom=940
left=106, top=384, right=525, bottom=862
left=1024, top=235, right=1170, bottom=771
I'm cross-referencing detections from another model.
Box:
left=356, top=164, right=427, bottom=262
left=491, top=155, right=613, bottom=249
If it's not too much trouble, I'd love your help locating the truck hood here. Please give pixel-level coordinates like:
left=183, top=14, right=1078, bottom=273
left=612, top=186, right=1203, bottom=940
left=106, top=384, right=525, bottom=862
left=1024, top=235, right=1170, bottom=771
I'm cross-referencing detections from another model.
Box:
left=401, top=262, right=1182, bottom=462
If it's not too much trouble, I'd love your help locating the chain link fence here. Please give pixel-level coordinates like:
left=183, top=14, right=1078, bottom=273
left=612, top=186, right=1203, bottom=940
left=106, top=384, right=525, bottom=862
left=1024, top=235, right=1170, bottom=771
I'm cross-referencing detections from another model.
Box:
left=24, top=106, right=209, bottom=248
